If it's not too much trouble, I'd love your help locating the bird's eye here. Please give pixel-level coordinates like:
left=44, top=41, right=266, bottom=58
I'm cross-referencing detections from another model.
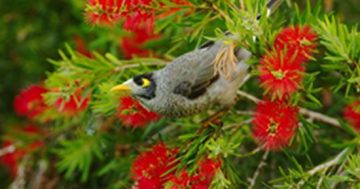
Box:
left=141, top=78, right=151, bottom=87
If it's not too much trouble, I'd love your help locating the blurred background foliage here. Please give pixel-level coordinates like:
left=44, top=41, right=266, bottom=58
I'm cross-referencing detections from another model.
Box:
left=0, top=0, right=126, bottom=126
left=0, top=0, right=359, bottom=188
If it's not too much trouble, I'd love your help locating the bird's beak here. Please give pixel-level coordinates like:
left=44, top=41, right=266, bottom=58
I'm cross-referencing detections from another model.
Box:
left=110, top=83, right=132, bottom=93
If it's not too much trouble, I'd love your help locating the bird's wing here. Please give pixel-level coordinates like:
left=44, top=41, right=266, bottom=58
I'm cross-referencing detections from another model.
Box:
left=169, top=42, right=226, bottom=99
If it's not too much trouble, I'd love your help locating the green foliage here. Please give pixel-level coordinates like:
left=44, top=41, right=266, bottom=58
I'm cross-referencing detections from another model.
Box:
left=346, top=154, right=360, bottom=182
left=54, top=134, right=105, bottom=182
left=315, top=16, right=360, bottom=94
left=2, top=0, right=360, bottom=188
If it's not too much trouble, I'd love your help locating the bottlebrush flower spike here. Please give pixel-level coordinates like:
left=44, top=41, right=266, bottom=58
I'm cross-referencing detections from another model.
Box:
left=13, top=85, right=48, bottom=120
left=252, top=100, right=299, bottom=150
left=123, top=10, right=154, bottom=34
left=259, top=49, right=305, bottom=98
left=120, top=27, right=159, bottom=58
left=168, top=158, right=221, bottom=189
left=54, top=87, right=90, bottom=115
left=0, top=141, right=19, bottom=177
left=120, top=5, right=158, bottom=58
left=117, top=96, right=160, bottom=128
left=191, top=158, right=221, bottom=188
left=274, top=25, right=317, bottom=62
left=131, top=143, right=178, bottom=189
left=85, top=0, right=123, bottom=26
left=344, top=100, right=360, bottom=131
left=168, top=170, right=191, bottom=189
left=0, top=125, right=44, bottom=177
left=85, top=0, right=153, bottom=27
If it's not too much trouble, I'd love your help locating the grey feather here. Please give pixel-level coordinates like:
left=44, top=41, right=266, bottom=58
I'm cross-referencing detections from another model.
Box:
left=133, top=40, right=251, bottom=117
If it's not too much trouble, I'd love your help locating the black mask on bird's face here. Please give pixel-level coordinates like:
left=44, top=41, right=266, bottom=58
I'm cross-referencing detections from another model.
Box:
left=110, top=73, right=156, bottom=101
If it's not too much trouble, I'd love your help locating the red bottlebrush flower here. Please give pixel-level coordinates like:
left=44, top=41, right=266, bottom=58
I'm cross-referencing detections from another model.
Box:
left=0, top=125, right=44, bottom=177
left=0, top=141, right=20, bottom=177
left=252, top=100, right=299, bottom=150
left=120, top=30, right=159, bottom=59
left=13, top=85, right=48, bottom=119
left=117, top=96, right=160, bottom=128
left=157, top=0, right=192, bottom=19
left=131, top=143, right=178, bottom=188
left=344, top=100, right=360, bottom=131
left=121, top=12, right=159, bottom=59
left=85, top=0, right=153, bottom=27
left=274, top=25, right=317, bottom=62
left=54, top=87, right=90, bottom=115
left=86, top=0, right=187, bottom=58
left=123, top=10, right=154, bottom=34
left=168, top=171, right=191, bottom=189
left=85, top=0, right=123, bottom=26
left=74, top=36, right=93, bottom=58
left=259, top=49, right=305, bottom=98
left=117, top=1, right=158, bottom=58
left=190, top=158, right=221, bottom=189
left=168, top=158, right=221, bottom=189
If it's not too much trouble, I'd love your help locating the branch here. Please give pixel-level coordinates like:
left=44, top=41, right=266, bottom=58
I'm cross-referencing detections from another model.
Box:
left=31, top=160, right=48, bottom=189
left=237, top=90, right=260, bottom=103
left=235, top=110, right=254, bottom=115
left=296, top=147, right=351, bottom=188
left=248, top=151, right=269, bottom=189
left=307, top=147, right=350, bottom=176
left=237, top=90, right=341, bottom=128
left=298, top=108, right=340, bottom=128
left=234, top=146, right=262, bottom=158
left=239, top=0, right=245, bottom=9
left=10, top=155, right=28, bottom=189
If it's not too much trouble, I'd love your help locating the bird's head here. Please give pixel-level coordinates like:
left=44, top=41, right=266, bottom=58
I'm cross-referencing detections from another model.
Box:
left=110, top=73, right=157, bottom=102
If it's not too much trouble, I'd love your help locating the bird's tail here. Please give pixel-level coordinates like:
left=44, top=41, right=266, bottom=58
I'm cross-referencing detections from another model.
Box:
left=213, top=43, right=238, bottom=79
left=212, top=0, right=282, bottom=79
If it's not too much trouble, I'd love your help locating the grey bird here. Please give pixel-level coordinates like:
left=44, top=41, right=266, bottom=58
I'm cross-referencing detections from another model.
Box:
left=111, top=0, right=281, bottom=117
left=111, top=41, right=251, bottom=117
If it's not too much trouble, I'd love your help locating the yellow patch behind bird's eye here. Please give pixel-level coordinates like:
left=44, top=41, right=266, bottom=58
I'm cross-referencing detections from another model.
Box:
left=141, top=78, right=151, bottom=87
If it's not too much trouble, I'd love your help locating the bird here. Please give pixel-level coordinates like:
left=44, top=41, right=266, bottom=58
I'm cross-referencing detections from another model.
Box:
left=111, top=40, right=251, bottom=118
left=111, top=0, right=281, bottom=118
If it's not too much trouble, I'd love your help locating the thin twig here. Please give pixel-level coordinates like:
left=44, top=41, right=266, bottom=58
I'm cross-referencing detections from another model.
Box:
left=330, top=163, right=346, bottom=188
left=113, top=61, right=165, bottom=72
left=0, top=144, right=15, bottom=157
left=239, top=0, right=245, bottom=9
left=240, top=74, right=251, bottom=87
left=299, top=108, right=341, bottom=128
left=316, top=174, right=325, bottom=189
left=222, top=118, right=252, bottom=131
left=31, top=160, right=48, bottom=189
left=234, top=146, right=262, bottom=158
left=308, top=148, right=350, bottom=175
left=296, top=147, right=351, bottom=188
left=150, top=123, right=178, bottom=141
left=10, top=155, right=28, bottom=189
left=236, top=110, right=254, bottom=116
left=237, top=90, right=341, bottom=128
left=248, top=151, right=269, bottom=189
left=237, top=90, right=260, bottom=103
